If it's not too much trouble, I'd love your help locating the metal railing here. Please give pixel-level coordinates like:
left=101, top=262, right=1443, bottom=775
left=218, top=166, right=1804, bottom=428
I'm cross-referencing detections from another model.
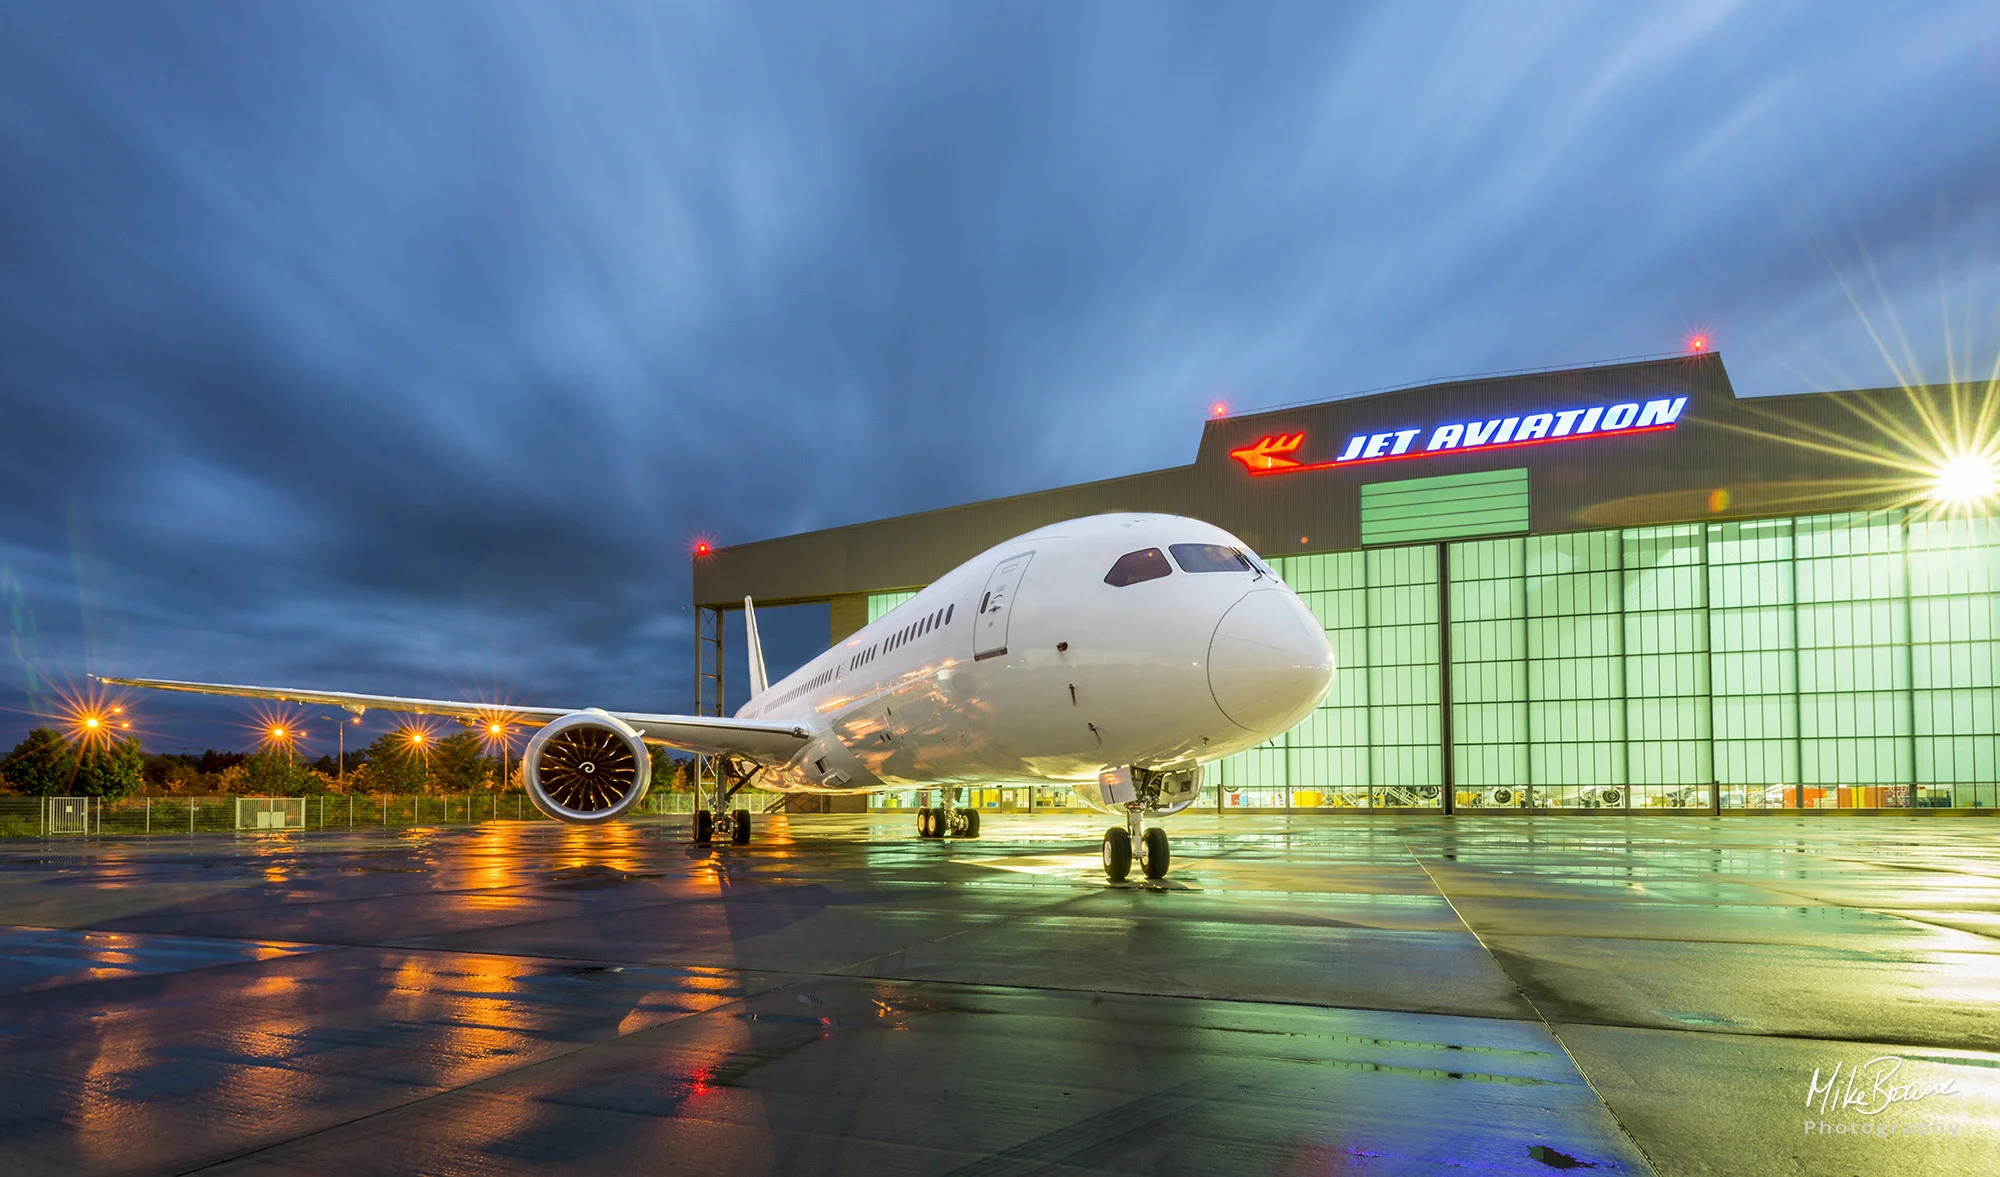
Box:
left=0, top=790, right=783, bottom=837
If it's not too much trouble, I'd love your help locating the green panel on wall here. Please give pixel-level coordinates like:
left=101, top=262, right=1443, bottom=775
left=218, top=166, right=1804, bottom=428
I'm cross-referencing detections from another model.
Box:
left=867, top=590, right=919, bottom=623
left=1361, top=468, right=1529, bottom=545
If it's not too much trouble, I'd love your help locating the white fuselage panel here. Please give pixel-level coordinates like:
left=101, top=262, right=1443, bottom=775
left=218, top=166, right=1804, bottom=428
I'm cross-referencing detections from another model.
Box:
left=738, top=514, right=1334, bottom=797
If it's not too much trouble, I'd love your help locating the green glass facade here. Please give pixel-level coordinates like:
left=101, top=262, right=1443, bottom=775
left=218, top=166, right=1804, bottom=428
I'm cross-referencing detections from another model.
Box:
left=1217, top=509, right=2000, bottom=809
left=867, top=591, right=919, bottom=623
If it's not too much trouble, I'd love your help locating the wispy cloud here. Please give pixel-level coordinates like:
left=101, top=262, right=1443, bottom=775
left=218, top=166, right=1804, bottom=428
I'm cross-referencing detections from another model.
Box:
left=0, top=1, right=1993, bottom=747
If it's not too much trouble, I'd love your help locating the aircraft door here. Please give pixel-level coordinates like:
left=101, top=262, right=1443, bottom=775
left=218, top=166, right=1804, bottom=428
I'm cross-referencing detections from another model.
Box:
left=974, top=551, right=1033, bottom=660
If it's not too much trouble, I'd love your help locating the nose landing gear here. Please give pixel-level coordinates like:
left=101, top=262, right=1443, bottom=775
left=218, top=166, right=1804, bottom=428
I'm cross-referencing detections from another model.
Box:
left=916, top=788, right=982, bottom=839
left=1102, top=809, right=1171, bottom=881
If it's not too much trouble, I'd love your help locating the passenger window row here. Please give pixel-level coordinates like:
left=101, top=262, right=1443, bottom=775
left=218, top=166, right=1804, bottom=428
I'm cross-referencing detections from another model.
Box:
left=885, top=604, right=955, bottom=653
left=769, top=665, right=837, bottom=709
left=849, top=603, right=958, bottom=669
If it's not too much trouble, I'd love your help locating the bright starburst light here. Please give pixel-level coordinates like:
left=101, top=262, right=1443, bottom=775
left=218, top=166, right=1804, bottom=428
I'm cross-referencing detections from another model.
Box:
left=1930, top=453, right=1998, bottom=505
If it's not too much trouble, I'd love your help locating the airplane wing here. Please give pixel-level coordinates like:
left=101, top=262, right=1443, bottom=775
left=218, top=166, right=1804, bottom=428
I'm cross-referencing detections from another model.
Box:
left=92, top=675, right=812, bottom=764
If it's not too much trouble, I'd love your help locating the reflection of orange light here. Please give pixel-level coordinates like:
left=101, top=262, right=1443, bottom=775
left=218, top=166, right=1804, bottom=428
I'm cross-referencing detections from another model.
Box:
left=489, top=723, right=503, bottom=735
left=85, top=716, right=101, bottom=729
left=270, top=726, right=286, bottom=738
left=410, top=732, right=424, bottom=744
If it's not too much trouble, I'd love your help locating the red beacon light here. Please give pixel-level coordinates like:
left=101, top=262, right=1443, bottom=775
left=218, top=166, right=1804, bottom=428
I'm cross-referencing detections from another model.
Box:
left=692, top=541, right=712, bottom=558
left=1211, top=402, right=1229, bottom=419
left=1686, top=334, right=1710, bottom=354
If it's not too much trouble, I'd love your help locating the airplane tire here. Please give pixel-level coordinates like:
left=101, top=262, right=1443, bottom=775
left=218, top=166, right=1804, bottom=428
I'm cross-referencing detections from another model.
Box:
left=693, top=810, right=713, bottom=844
left=732, top=809, right=752, bottom=844
left=1102, top=827, right=1132, bottom=882
left=961, top=808, right=980, bottom=838
left=1141, top=828, right=1170, bottom=879
left=918, top=809, right=936, bottom=838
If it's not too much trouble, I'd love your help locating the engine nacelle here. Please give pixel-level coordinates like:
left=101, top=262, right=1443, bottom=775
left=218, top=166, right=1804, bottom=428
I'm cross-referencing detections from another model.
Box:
left=524, top=710, right=651, bottom=824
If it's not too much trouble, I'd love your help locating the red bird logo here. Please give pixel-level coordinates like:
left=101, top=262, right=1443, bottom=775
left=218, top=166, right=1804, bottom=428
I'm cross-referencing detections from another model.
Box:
left=1229, top=433, right=1306, bottom=472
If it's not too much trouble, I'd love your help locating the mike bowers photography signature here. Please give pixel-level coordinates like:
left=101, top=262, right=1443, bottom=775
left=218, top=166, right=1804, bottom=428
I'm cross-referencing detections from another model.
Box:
left=1808, top=1056, right=1960, bottom=1117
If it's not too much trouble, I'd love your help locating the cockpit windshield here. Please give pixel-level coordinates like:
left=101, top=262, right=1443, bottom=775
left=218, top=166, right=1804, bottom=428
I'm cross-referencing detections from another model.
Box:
left=1104, top=548, right=1172, bottom=587
left=1169, top=543, right=1254, bottom=574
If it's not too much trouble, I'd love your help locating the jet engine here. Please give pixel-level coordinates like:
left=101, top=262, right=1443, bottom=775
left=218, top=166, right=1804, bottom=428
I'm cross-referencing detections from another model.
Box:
left=523, top=709, right=652, bottom=824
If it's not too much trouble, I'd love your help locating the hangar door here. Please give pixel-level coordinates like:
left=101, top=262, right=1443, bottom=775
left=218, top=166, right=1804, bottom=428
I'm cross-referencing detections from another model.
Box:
left=974, top=552, right=1033, bottom=660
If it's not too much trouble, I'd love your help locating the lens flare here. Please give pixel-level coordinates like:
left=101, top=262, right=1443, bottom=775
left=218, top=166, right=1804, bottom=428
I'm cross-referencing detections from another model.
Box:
left=1930, top=454, right=1998, bottom=505
left=50, top=680, right=135, bottom=751
left=249, top=704, right=308, bottom=751
left=396, top=718, right=446, bottom=751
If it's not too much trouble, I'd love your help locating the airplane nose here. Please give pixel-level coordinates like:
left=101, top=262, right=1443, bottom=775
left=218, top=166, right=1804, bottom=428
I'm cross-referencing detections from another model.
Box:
left=1207, top=588, right=1334, bottom=734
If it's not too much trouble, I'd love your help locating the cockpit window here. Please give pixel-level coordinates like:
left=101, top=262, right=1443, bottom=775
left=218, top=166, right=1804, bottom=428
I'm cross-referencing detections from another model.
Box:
left=1104, top=547, right=1172, bottom=587
left=1169, top=543, right=1253, bottom=573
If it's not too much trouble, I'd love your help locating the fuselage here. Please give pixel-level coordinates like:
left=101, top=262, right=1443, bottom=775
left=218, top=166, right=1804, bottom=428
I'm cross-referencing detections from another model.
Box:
left=739, top=514, right=1335, bottom=797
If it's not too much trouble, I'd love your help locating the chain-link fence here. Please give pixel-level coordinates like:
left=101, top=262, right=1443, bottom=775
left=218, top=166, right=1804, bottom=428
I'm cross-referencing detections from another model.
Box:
left=0, top=790, right=780, bottom=837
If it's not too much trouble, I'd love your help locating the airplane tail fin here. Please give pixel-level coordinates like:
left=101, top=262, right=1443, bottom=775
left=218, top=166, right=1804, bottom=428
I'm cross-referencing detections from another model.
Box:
left=744, top=596, right=770, bottom=697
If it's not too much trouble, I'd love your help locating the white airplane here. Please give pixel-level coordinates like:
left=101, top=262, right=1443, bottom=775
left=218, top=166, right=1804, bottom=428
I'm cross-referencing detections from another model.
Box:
left=101, top=513, right=1335, bottom=880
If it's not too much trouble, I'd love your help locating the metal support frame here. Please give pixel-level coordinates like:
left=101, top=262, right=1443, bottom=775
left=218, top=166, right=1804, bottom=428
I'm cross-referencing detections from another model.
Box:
left=711, top=754, right=761, bottom=815
left=695, top=604, right=726, bottom=818
left=1437, top=542, right=1456, bottom=816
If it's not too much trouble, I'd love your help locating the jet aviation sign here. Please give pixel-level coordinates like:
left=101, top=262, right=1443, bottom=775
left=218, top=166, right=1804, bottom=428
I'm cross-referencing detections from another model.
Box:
left=1229, top=396, right=1688, bottom=475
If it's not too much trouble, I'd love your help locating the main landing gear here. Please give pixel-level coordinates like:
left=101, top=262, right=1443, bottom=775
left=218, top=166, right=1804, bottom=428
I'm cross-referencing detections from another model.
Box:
left=692, top=756, right=759, bottom=846
left=694, top=807, right=753, bottom=845
left=1102, top=810, right=1170, bottom=882
left=916, top=788, right=981, bottom=839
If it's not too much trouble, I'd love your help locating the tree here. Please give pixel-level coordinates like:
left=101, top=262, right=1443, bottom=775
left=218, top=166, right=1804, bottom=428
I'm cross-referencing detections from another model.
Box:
left=144, top=752, right=200, bottom=794
left=241, top=750, right=317, bottom=796
left=74, top=735, right=145, bottom=799
left=360, top=728, right=429, bottom=794
left=198, top=749, right=245, bottom=774
left=2, top=727, right=78, bottom=796
left=650, top=746, right=691, bottom=791
left=432, top=731, right=488, bottom=794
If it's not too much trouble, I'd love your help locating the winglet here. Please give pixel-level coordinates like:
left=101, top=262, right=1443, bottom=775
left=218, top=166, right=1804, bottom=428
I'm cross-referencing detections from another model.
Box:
left=743, top=596, right=769, bottom=697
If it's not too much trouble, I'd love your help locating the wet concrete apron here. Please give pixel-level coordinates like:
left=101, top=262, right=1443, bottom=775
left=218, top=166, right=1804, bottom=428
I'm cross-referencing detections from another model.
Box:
left=1, top=813, right=1995, bottom=1175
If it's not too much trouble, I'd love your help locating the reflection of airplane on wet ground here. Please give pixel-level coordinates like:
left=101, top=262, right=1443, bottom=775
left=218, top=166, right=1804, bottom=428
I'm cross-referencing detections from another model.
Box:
left=103, top=514, right=1335, bottom=881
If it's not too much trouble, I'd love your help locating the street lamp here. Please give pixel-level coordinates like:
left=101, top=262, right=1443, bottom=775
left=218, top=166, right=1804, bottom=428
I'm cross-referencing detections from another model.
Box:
left=319, top=714, right=360, bottom=787
left=264, top=723, right=299, bottom=773
left=489, top=722, right=507, bottom=787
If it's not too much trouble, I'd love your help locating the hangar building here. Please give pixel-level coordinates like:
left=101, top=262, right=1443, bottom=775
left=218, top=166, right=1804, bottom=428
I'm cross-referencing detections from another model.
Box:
left=694, top=353, right=1998, bottom=812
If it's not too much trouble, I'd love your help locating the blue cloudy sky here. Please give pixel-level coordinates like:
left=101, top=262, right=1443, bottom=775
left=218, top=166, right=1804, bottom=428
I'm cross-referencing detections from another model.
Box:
left=1, top=2, right=1996, bottom=752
